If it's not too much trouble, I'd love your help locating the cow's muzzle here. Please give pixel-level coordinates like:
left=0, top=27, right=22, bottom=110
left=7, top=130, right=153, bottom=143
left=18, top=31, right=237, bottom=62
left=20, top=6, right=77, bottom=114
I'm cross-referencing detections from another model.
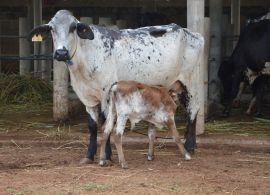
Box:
left=54, top=47, right=70, bottom=61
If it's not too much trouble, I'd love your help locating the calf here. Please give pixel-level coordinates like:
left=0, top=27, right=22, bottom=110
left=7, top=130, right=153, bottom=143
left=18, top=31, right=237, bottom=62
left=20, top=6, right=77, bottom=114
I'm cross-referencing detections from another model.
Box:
left=99, top=80, right=191, bottom=168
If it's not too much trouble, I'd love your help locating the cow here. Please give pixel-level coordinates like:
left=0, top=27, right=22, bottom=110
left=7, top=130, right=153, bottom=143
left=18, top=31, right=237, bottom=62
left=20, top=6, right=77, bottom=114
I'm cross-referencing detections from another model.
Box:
left=99, top=80, right=191, bottom=169
left=28, top=10, right=204, bottom=164
left=218, top=19, right=270, bottom=117
left=218, top=19, right=270, bottom=116
left=246, top=12, right=270, bottom=24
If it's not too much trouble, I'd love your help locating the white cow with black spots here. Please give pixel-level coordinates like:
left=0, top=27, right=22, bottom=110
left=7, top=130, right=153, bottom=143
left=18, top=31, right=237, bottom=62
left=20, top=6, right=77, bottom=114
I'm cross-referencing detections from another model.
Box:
left=29, top=10, right=204, bottom=164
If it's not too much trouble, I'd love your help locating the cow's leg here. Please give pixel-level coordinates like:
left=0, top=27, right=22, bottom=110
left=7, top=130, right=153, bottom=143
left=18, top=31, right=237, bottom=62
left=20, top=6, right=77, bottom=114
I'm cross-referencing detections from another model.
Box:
left=223, top=72, right=242, bottom=116
left=253, top=76, right=265, bottom=117
left=246, top=96, right=256, bottom=115
left=80, top=106, right=111, bottom=164
left=147, top=124, right=156, bottom=161
left=177, top=88, right=197, bottom=153
left=113, top=115, right=128, bottom=169
left=233, top=81, right=246, bottom=108
left=167, top=119, right=191, bottom=160
left=184, top=116, right=197, bottom=154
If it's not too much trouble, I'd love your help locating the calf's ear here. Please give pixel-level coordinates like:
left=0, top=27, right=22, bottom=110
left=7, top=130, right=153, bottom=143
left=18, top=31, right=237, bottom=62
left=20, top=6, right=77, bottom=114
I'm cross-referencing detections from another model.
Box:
left=76, top=23, right=94, bottom=40
left=28, top=24, right=52, bottom=42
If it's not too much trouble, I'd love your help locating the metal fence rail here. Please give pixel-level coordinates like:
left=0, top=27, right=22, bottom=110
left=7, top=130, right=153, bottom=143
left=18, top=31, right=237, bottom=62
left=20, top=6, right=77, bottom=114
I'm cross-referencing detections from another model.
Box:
left=0, top=54, right=53, bottom=61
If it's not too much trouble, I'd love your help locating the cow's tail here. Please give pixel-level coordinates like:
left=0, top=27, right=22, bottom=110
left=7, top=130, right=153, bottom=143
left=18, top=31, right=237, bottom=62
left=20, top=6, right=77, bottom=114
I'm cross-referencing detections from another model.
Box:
left=103, top=82, right=118, bottom=135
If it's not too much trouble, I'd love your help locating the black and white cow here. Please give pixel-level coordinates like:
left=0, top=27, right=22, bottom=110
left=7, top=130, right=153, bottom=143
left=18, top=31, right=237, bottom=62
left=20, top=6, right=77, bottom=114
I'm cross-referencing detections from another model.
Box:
left=218, top=19, right=270, bottom=116
left=29, top=10, right=204, bottom=163
left=246, top=12, right=270, bottom=24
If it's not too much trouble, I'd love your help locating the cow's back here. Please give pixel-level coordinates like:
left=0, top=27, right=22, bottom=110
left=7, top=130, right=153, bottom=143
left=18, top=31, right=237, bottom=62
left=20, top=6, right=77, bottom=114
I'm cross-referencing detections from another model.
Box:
left=91, top=24, right=204, bottom=88
left=231, top=19, right=270, bottom=72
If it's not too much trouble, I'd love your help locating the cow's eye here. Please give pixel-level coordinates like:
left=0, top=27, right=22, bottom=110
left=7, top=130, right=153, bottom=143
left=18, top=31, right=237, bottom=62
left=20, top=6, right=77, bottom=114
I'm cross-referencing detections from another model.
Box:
left=69, top=22, right=77, bottom=33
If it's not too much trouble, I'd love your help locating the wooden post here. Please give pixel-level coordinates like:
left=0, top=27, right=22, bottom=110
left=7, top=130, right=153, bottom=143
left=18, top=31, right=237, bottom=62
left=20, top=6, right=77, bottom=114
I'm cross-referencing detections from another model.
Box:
left=53, top=60, right=69, bottom=121
left=116, top=19, right=127, bottom=29
left=187, top=0, right=205, bottom=135
left=80, top=17, right=93, bottom=24
left=41, top=20, right=52, bottom=81
left=19, top=17, right=31, bottom=76
left=209, top=0, right=222, bottom=114
left=0, top=20, right=1, bottom=73
left=203, top=17, right=210, bottom=117
left=222, top=14, right=234, bottom=58
left=231, top=0, right=241, bottom=48
left=98, top=17, right=113, bottom=26
left=33, top=0, right=42, bottom=77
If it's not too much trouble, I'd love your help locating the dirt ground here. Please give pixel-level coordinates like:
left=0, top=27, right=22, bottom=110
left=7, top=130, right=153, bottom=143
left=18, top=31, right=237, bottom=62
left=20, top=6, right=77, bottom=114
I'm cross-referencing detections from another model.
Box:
left=0, top=142, right=269, bottom=195
left=0, top=106, right=270, bottom=195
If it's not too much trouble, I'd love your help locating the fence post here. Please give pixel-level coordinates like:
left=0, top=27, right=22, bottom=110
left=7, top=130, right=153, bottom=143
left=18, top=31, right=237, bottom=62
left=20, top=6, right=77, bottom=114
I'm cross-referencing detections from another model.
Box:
left=80, top=17, right=93, bottom=24
left=98, top=17, right=113, bottom=26
left=53, top=60, right=69, bottom=121
left=209, top=0, right=222, bottom=114
left=203, top=17, right=210, bottom=117
left=231, top=0, right=241, bottom=48
left=19, top=17, right=31, bottom=76
left=41, top=19, right=52, bottom=81
left=116, top=19, right=127, bottom=29
left=187, top=0, right=205, bottom=135
left=33, top=0, right=42, bottom=77
left=0, top=20, right=1, bottom=73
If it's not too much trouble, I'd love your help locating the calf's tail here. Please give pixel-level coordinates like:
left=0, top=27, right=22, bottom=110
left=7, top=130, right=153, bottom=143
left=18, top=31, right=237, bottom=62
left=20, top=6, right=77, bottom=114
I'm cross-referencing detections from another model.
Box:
left=103, top=82, right=118, bottom=135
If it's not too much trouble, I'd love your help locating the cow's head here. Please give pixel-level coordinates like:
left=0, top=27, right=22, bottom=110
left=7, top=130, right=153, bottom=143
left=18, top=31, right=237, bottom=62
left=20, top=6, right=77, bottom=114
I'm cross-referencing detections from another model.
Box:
left=28, top=10, right=94, bottom=63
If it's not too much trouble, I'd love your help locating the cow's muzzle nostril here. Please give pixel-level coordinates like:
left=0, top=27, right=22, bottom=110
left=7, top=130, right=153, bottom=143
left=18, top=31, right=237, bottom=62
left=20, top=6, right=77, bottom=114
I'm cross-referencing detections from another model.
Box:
left=54, top=49, right=70, bottom=61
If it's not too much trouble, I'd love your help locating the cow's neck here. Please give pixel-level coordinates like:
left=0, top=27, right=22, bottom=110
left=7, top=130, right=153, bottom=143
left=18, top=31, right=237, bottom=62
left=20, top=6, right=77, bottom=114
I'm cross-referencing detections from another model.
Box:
left=65, top=41, right=99, bottom=107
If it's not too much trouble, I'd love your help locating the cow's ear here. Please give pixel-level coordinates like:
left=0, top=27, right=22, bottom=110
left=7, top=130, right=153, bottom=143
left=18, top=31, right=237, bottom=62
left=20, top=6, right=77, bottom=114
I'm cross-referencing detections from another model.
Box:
left=28, top=24, right=52, bottom=42
left=76, top=23, right=94, bottom=40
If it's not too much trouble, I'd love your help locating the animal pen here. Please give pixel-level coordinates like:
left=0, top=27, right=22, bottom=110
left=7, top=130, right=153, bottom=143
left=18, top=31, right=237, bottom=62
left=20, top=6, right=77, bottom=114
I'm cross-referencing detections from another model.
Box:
left=0, top=0, right=269, bottom=194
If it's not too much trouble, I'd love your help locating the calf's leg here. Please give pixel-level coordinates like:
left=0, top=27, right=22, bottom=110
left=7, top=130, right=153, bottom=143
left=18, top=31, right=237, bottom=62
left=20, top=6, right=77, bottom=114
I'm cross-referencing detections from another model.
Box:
left=99, top=131, right=111, bottom=166
left=113, top=116, right=128, bottom=169
left=167, top=119, right=191, bottom=160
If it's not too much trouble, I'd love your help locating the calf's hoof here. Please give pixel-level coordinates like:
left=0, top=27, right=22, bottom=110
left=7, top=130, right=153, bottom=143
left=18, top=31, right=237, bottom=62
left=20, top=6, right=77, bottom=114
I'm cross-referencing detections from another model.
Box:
left=184, top=153, right=191, bottom=161
left=121, top=162, right=128, bottom=169
left=79, top=157, right=94, bottom=165
left=147, top=155, right=154, bottom=161
left=99, top=160, right=112, bottom=167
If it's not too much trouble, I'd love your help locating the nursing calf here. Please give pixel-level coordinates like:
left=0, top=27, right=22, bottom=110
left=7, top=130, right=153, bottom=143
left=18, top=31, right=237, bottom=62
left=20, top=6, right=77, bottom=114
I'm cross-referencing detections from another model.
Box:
left=99, top=80, right=191, bottom=169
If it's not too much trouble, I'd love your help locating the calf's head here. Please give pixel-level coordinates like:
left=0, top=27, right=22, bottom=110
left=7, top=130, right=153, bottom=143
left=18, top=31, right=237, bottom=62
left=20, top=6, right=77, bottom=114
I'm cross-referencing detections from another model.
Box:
left=28, top=10, right=94, bottom=63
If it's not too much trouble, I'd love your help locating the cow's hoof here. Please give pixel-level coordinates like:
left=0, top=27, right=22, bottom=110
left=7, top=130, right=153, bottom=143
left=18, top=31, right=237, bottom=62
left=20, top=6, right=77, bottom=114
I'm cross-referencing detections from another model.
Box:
left=147, top=155, right=154, bottom=161
left=121, top=162, right=128, bottom=169
left=99, top=160, right=112, bottom=167
left=184, top=153, right=191, bottom=161
left=255, top=113, right=263, bottom=118
left=184, top=143, right=195, bottom=154
left=80, top=157, right=94, bottom=165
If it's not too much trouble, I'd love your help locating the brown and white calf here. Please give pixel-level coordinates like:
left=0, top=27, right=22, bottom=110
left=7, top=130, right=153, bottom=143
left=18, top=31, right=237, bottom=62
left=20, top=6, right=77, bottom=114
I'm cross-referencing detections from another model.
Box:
left=99, top=80, right=191, bottom=168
